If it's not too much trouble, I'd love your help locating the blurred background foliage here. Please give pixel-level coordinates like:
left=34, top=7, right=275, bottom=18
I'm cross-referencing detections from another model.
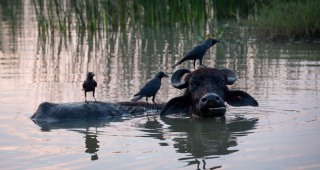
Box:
left=0, top=0, right=318, bottom=41
left=29, top=0, right=268, bottom=37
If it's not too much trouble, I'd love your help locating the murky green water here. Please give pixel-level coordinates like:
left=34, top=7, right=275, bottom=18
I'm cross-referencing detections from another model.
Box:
left=1, top=1, right=320, bottom=170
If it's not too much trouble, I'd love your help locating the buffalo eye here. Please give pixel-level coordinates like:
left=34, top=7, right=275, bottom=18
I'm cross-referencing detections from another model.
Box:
left=189, top=82, right=198, bottom=90
left=218, top=79, right=225, bottom=86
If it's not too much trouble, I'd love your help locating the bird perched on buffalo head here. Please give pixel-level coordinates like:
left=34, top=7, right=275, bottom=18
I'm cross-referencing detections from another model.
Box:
left=172, top=38, right=221, bottom=69
left=82, top=72, right=97, bottom=102
left=131, top=71, right=169, bottom=105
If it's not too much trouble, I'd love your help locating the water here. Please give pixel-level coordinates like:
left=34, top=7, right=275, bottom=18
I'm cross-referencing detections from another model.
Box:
left=1, top=2, right=320, bottom=170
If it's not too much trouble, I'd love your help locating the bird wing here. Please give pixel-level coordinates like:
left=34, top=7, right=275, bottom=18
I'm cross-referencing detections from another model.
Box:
left=93, top=80, right=97, bottom=87
left=135, top=79, right=161, bottom=96
left=184, top=44, right=208, bottom=59
left=82, top=80, right=87, bottom=89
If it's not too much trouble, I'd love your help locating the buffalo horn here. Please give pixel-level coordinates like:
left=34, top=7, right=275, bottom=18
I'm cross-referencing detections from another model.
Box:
left=171, top=68, right=191, bottom=89
left=220, top=68, right=237, bottom=85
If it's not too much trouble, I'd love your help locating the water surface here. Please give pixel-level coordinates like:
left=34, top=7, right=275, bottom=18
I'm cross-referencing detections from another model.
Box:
left=0, top=2, right=320, bottom=170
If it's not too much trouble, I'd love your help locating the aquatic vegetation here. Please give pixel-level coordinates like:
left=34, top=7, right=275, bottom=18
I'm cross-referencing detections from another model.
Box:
left=31, top=0, right=263, bottom=36
left=251, top=0, right=320, bottom=40
left=3, top=0, right=319, bottom=44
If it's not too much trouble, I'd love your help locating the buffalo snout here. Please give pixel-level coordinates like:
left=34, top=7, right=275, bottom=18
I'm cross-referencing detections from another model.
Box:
left=200, top=93, right=224, bottom=107
left=199, top=93, right=226, bottom=117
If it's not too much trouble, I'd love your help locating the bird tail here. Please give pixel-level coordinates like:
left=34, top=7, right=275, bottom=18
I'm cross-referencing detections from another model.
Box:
left=171, top=60, right=183, bottom=68
left=131, top=95, right=143, bottom=102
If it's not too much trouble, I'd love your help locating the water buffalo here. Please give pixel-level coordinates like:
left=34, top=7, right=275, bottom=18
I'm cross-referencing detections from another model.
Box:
left=31, top=101, right=163, bottom=122
left=32, top=68, right=257, bottom=121
left=160, top=68, right=258, bottom=117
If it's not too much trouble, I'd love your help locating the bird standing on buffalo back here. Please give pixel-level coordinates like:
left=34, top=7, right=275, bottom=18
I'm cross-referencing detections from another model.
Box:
left=82, top=72, right=97, bottom=102
left=172, top=38, right=221, bottom=69
left=131, top=71, right=169, bottom=105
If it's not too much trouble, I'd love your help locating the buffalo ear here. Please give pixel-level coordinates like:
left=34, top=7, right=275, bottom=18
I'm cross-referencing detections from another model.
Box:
left=160, top=96, right=190, bottom=116
left=220, top=68, right=237, bottom=85
left=226, top=90, right=259, bottom=107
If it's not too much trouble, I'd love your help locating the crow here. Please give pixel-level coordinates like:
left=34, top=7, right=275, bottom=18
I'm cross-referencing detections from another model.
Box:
left=82, top=72, right=97, bottom=102
left=172, top=38, right=221, bottom=69
left=131, top=71, right=169, bottom=105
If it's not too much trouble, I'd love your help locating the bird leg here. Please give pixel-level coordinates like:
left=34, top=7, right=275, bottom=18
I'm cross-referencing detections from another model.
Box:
left=85, top=92, right=88, bottom=102
left=199, top=59, right=207, bottom=68
left=152, top=96, right=159, bottom=110
left=196, top=159, right=200, bottom=170
left=145, top=97, right=150, bottom=116
left=202, top=159, right=206, bottom=169
left=93, top=91, right=97, bottom=102
left=193, top=60, right=196, bottom=70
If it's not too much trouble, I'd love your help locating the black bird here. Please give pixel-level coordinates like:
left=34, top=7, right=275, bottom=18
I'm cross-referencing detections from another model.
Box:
left=172, top=38, right=221, bottom=69
left=82, top=72, right=97, bottom=102
left=131, top=71, right=169, bottom=105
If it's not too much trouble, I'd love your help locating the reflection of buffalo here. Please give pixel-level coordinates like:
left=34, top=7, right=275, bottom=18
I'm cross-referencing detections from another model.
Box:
left=33, top=119, right=121, bottom=161
left=161, top=68, right=258, bottom=117
left=140, top=116, right=258, bottom=169
left=33, top=114, right=257, bottom=168
left=31, top=101, right=162, bottom=121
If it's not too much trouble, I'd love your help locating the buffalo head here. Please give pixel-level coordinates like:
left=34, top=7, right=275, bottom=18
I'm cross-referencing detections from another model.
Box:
left=160, top=68, right=258, bottom=117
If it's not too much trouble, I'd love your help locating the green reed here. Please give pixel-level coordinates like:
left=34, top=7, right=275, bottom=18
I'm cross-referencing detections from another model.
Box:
left=0, top=0, right=23, bottom=50
left=251, top=0, right=320, bottom=40
left=31, top=0, right=263, bottom=36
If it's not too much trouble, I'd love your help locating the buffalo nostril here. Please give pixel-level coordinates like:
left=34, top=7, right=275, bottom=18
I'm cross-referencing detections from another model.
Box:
left=201, top=98, right=207, bottom=103
left=215, top=96, right=220, bottom=101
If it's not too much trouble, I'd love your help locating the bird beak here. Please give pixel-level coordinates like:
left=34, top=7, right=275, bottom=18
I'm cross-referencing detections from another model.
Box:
left=164, top=74, right=169, bottom=78
left=217, top=39, right=224, bottom=43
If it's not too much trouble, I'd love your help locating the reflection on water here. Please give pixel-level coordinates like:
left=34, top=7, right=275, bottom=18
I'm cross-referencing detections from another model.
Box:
left=31, top=115, right=257, bottom=169
left=81, top=130, right=100, bottom=161
left=140, top=116, right=258, bottom=168
left=1, top=1, right=320, bottom=169
left=32, top=118, right=126, bottom=161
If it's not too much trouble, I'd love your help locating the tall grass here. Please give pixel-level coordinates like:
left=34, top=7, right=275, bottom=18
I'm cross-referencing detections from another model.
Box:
left=251, top=0, right=320, bottom=40
left=31, top=0, right=264, bottom=36
left=0, top=0, right=23, bottom=50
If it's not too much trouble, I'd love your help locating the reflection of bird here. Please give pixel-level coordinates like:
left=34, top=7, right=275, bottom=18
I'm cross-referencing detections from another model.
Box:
left=172, top=38, right=221, bottom=69
left=82, top=72, right=97, bottom=102
left=131, top=71, right=169, bottom=105
left=85, top=133, right=99, bottom=161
